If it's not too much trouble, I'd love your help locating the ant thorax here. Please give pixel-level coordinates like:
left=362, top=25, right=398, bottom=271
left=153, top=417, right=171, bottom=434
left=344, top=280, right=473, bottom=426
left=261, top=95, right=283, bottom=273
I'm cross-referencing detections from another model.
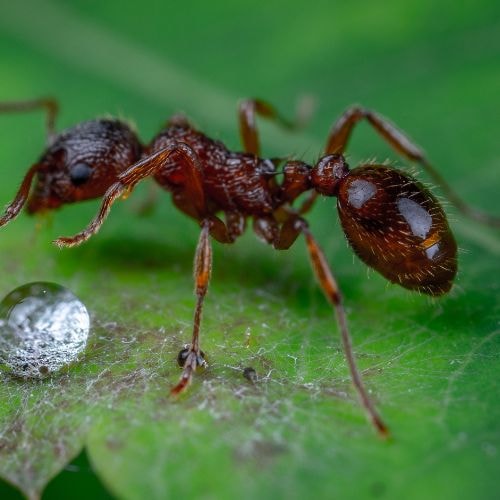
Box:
left=149, top=123, right=280, bottom=216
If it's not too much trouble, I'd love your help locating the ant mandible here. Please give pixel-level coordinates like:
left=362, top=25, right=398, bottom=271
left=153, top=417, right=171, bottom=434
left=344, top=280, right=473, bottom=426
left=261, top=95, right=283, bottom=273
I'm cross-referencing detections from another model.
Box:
left=1, top=97, right=498, bottom=437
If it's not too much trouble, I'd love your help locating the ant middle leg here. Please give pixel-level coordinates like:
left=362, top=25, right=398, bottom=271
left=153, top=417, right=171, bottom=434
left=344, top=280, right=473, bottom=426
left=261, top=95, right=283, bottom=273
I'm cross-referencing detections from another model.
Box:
left=171, top=214, right=243, bottom=394
left=325, top=106, right=500, bottom=226
left=0, top=97, right=59, bottom=144
left=238, top=98, right=313, bottom=156
left=171, top=219, right=212, bottom=395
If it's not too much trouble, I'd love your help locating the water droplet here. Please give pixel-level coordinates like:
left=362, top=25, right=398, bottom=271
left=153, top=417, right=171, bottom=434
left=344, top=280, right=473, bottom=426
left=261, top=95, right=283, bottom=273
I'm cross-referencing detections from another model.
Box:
left=0, top=282, right=89, bottom=378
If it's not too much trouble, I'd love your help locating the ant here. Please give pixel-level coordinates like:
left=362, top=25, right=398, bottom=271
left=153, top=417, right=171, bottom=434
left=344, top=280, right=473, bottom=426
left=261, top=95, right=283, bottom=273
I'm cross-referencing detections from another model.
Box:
left=0, top=97, right=498, bottom=437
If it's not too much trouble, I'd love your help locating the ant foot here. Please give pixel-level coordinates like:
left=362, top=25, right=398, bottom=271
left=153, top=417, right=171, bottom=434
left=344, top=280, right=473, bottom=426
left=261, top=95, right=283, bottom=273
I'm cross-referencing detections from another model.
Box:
left=177, top=346, right=207, bottom=368
left=171, top=347, right=207, bottom=395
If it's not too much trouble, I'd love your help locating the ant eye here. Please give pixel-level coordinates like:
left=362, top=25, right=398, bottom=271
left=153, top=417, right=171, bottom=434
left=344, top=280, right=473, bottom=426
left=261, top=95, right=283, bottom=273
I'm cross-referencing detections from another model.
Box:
left=69, top=163, right=93, bottom=186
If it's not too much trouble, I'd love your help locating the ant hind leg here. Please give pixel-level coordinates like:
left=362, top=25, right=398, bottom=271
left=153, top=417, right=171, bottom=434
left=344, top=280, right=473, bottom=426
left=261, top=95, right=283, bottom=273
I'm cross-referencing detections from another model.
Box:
left=270, top=213, right=388, bottom=435
left=325, top=106, right=500, bottom=227
left=292, top=218, right=389, bottom=437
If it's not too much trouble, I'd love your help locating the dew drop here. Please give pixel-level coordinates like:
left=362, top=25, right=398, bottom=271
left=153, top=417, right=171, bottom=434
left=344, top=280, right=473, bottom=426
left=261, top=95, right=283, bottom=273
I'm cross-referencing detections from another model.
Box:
left=0, top=282, right=90, bottom=378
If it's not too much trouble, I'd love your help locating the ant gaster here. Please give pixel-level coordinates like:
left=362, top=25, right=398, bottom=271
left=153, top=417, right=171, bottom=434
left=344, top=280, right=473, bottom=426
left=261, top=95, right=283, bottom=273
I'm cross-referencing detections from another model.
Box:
left=1, top=98, right=498, bottom=437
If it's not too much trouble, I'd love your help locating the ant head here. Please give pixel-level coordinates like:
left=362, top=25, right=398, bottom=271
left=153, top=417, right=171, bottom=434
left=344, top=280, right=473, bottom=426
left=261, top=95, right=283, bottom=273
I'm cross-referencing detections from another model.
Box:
left=310, top=154, right=350, bottom=196
left=336, top=164, right=457, bottom=296
left=0, top=119, right=141, bottom=226
left=28, top=119, right=141, bottom=213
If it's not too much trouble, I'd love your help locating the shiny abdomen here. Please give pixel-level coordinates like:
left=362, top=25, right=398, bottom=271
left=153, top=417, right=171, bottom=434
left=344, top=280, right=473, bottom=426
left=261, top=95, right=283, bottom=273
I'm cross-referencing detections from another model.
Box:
left=337, top=165, right=457, bottom=296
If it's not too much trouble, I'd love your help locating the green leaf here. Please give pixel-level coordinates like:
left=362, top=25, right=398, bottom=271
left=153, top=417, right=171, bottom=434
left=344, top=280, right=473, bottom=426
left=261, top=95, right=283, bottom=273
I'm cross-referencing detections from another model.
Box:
left=0, top=1, right=499, bottom=499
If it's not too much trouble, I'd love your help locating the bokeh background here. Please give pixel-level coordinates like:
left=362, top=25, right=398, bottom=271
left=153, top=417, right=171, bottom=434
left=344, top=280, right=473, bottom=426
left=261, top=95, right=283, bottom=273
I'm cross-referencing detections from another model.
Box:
left=0, top=1, right=499, bottom=499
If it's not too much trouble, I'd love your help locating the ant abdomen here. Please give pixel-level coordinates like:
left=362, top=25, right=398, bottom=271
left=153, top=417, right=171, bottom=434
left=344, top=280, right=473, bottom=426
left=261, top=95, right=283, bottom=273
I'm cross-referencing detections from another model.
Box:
left=337, top=165, right=457, bottom=296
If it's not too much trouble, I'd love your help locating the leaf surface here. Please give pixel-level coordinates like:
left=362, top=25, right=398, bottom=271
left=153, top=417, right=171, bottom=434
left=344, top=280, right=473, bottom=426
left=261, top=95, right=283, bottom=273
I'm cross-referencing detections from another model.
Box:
left=0, top=1, right=499, bottom=498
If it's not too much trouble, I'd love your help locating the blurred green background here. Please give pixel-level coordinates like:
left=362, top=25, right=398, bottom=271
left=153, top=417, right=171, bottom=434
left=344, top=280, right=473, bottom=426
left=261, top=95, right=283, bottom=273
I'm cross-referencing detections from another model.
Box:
left=0, top=0, right=499, bottom=499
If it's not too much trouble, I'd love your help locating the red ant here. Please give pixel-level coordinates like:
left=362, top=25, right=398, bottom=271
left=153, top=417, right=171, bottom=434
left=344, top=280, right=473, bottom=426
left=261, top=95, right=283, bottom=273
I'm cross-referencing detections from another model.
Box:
left=1, top=97, right=498, bottom=437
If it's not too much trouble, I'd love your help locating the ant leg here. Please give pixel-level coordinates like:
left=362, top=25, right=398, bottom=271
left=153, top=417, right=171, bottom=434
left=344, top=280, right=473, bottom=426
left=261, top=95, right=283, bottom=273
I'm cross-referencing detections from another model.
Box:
left=172, top=215, right=244, bottom=397
left=272, top=215, right=302, bottom=250
left=274, top=214, right=388, bottom=435
left=171, top=219, right=212, bottom=395
left=302, top=221, right=389, bottom=436
left=325, top=106, right=500, bottom=226
left=54, top=143, right=207, bottom=247
left=200, top=211, right=245, bottom=244
left=0, top=163, right=40, bottom=228
left=0, top=97, right=59, bottom=144
left=253, top=215, right=279, bottom=244
left=277, top=217, right=389, bottom=436
left=238, top=98, right=313, bottom=155
left=203, top=213, right=239, bottom=244
left=225, top=211, right=246, bottom=240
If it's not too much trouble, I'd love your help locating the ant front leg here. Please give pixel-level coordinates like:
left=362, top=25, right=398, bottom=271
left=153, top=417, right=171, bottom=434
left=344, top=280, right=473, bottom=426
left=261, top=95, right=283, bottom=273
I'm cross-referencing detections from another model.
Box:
left=171, top=219, right=213, bottom=395
left=0, top=163, right=41, bottom=228
left=273, top=216, right=389, bottom=437
left=325, top=106, right=500, bottom=226
left=0, top=97, right=59, bottom=144
left=54, top=143, right=207, bottom=247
